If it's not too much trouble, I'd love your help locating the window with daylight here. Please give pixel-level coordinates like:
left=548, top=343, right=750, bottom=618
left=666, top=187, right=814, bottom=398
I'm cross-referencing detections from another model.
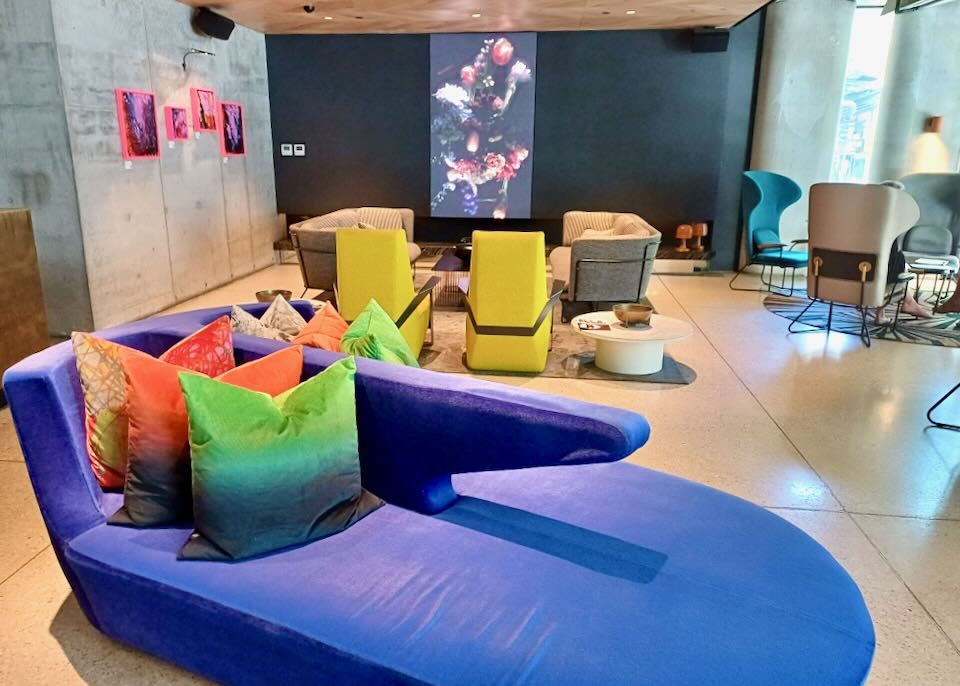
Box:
left=830, top=5, right=895, bottom=182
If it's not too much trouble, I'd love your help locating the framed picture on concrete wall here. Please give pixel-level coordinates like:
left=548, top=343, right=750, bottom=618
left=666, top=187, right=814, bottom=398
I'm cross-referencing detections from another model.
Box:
left=220, top=101, right=245, bottom=156
left=114, top=89, right=160, bottom=160
left=191, top=87, right=218, bottom=132
left=164, top=106, right=189, bottom=141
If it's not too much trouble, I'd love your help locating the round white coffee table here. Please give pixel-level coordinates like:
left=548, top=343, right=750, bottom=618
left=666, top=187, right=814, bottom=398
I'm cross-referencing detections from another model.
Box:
left=571, top=312, right=694, bottom=375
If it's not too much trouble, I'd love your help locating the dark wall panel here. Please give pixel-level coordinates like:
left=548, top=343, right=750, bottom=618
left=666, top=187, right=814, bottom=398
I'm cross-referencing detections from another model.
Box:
left=267, top=18, right=761, bottom=268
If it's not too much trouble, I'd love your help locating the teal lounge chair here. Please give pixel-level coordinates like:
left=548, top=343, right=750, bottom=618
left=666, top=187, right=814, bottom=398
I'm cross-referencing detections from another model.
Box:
left=730, top=170, right=806, bottom=295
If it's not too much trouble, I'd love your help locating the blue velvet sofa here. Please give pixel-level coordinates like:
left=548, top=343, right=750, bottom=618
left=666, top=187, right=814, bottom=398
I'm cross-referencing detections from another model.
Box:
left=3, top=302, right=875, bottom=685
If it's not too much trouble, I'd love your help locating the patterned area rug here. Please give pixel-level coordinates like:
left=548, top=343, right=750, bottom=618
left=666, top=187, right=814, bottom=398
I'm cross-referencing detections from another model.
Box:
left=764, top=293, right=960, bottom=347
left=417, top=309, right=696, bottom=384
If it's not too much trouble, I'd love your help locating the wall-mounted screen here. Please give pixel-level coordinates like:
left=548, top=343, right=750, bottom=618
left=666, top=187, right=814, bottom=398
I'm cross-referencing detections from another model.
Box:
left=430, top=33, right=536, bottom=219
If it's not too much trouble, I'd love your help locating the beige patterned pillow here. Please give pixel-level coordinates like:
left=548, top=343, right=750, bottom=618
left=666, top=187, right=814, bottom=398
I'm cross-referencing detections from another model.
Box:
left=612, top=214, right=656, bottom=236
left=231, top=306, right=287, bottom=342
left=261, top=295, right=308, bottom=339
left=581, top=228, right=615, bottom=238
left=297, top=209, right=359, bottom=231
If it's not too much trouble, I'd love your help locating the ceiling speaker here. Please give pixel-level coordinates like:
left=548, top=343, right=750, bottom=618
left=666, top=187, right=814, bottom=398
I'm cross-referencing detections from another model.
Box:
left=193, top=8, right=235, bottom=40
left=692, top=28, right=730, bottom=53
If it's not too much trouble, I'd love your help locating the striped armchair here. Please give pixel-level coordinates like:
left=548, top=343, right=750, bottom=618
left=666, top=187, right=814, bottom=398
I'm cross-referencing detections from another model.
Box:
left=289, top=207, right=421, bottom=296
left=549, top=211, right=662, bottom=320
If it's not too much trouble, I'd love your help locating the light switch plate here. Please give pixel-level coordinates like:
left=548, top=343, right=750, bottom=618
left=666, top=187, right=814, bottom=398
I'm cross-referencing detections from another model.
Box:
left=293, top=144, right=306, bottom=157
left=280, top=143, right=293, bottom=156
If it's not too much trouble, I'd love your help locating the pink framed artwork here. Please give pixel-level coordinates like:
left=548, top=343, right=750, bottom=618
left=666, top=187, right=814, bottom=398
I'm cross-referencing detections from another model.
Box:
left=164, top=106, right=189, bottom=141
left=191, top=87, right=217, bottom=132
left=115, top=89, right=160, bottom=160
left=220, top=101, right=245, bottom=156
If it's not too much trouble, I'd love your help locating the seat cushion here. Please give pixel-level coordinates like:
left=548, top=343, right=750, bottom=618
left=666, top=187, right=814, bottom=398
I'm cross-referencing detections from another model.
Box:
left=755, top=248, right=808, bottom=268
left=69, top=462, right=873, bottom=686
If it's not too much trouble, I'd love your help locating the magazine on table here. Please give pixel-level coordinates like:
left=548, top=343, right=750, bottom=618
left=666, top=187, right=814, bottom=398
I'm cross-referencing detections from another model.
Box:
left=577, top=319, right=611, bottom=331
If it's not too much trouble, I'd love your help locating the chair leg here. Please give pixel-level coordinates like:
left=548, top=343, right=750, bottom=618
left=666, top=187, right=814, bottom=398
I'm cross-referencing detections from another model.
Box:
left=826, top=302, right=834, bottom=332
left=927, top=381, right=960, bottom=431
left=787, top=298, right=818, bottom=334
left=300, top=287, right=309, bottom=298
left=857, top=307, right=872, bottom=348
left=729, top=264, right=757, bottom=291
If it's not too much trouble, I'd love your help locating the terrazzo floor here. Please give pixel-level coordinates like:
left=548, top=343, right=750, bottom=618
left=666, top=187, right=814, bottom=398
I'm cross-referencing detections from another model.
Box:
left=2, top=264, right=959, bottom=684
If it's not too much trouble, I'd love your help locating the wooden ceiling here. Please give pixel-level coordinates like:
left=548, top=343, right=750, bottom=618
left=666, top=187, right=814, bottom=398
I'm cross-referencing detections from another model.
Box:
left=178, top=1, right=770, bottom=34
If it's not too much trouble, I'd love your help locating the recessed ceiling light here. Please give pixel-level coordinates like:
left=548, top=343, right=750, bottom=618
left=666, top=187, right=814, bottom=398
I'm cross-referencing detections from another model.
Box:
left=626, top=10, right=637, bottom=15
left=471, top=13, right=481, bottom=18
left=323, top=16, right=333, bottom=20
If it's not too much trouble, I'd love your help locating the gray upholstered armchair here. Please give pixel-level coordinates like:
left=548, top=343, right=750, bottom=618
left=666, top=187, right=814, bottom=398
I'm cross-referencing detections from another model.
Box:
left=900, top=173, right=960, bottom=269
left=548, top=211, right=662, bottom=321
left=289, top=207, right=420, bottom=296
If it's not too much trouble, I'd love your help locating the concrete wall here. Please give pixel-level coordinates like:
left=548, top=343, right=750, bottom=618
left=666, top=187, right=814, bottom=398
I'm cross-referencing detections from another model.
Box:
left=749, top=0, right=855, bottom=246
left=872, top=1, right=960, bottom=182
left=50, top=0, right=280, bottom=329
left=0, top=0, right=93, bottom=333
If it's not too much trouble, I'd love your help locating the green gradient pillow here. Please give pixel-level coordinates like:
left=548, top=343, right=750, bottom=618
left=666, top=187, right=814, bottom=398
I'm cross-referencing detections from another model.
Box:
left=341, top=299, right=419, bottom=367
left=178, top=357, right=382, bottom=561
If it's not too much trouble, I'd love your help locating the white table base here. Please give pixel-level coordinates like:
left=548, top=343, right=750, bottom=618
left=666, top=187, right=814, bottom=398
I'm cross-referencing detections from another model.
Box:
left=594, top=339, right=665, bottom=375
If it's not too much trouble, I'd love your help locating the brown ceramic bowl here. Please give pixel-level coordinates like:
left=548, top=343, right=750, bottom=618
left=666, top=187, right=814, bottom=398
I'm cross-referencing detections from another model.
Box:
left=613, top=303, right=653, bottom=328
left=255, top=289, right=292, bottom=303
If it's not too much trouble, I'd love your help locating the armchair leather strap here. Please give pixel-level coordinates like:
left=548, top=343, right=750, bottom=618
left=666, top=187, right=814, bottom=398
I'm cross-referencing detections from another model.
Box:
left=396, top=276, right=440, bottom=329
left=464, top=279, right=565, bottom=337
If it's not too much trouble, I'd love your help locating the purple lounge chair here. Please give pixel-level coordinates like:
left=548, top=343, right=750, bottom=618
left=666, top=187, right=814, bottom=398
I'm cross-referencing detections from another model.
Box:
left=3, top=302, right=875, bottom=685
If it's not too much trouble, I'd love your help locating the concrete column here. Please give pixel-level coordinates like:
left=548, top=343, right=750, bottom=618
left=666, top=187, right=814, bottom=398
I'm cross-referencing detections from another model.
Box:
left=871, top=2, right=960, bottom=182
left=0, top=0, right=94, bottom=334
left=749, top=0, right=856, bottom=245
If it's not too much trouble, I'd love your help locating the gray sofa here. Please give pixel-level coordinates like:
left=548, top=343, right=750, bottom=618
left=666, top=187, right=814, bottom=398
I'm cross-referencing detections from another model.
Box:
left=290, top=207, right=420, bottom=295
left=548, top=211, right=662, bottom=320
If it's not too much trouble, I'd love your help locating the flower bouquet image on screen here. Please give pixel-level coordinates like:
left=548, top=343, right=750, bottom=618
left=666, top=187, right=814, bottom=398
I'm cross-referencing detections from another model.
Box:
left=191, top=87, right=217, bottom=132
left=115, top=89, right=159, bottom=160
left=430, top=33, right=536, bottom=219
left=164, top=106, right=189, bottom=141
left=220, top=102, right=245, bottom=156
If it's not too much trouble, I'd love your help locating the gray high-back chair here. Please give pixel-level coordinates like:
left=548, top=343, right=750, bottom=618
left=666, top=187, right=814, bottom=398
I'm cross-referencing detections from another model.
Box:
left=789, top=183, right=920, bottom=347
left=900, top=173, right=960, bottom=262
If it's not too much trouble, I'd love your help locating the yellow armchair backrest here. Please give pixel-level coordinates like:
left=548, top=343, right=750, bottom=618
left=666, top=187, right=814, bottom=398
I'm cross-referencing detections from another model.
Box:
left=336, top=229, right=414, bottom=322
left=468, top=231, right=547, bottom=327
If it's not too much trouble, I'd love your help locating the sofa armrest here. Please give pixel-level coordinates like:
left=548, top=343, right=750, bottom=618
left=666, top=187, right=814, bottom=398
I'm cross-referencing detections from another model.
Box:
left=300, top=354, right=650, bottom=513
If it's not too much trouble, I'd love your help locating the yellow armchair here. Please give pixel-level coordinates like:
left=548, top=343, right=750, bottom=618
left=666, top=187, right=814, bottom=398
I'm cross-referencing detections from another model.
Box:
left=464, top=231, right=565, bottom=373
left=335, top=229, right=437, bottom=358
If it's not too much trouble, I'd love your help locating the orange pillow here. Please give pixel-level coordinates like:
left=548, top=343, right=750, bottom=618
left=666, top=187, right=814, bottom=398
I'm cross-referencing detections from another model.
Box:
left=71, top=316, right=234, bottom=489
left=291, top=305, right=349, bottom=352
left=109, top=345, right=304, bottom=527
